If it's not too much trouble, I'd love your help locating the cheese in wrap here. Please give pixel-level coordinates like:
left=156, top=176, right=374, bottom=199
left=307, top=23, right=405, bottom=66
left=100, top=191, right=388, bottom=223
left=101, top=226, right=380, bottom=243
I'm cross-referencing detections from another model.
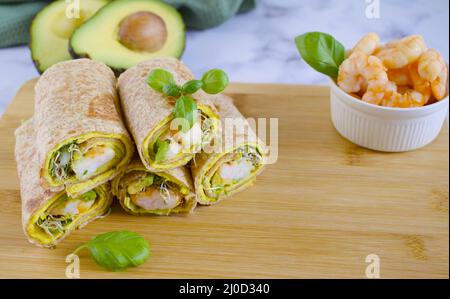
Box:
left=15, top=119, right=112, bottom=248
left=191, top=95, right=267, bottom=205
left=118, top=57, right=220, bottom=172
left=34, top=59, right=133, bottom=197
left=112, top=157, right=196, bottom=215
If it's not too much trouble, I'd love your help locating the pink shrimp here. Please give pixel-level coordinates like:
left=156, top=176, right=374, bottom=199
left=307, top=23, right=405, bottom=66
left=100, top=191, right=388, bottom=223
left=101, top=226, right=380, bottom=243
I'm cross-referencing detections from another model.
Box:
left=352, top=32, right=380, bottom=55
left=408, top=61, right=432, bottom=104
left=417, top=49, right=448, bottom=100
left=337, top=51, right=367, bottom=93
left=360, top=56, right=390, bottom=105
left=337, top=51, right=389, bottom=105
left=375, top=35, right=427, bottom=69
left=378, top=63, right=430, bottom=108
left=382, top=90, right=428, bottom=108
left=387, top=66, right=412, bottom=86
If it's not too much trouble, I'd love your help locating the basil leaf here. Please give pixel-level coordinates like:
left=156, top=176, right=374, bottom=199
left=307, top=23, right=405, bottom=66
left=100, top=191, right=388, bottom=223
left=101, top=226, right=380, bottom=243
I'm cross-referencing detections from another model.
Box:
left=74, top=231, right=150, bottom=271
left=155, top=139, right=170, bottom=163
left=146, top=69, right=175, bottom=93
left=162, top=83, right=181, bottom=97
left=173, top=95, right=198, bottom=132
left=201, top=69, right=229, bottom=94
left=182, top=80, right=203, bottom=95
left=295, top=32, right=345, bottom=79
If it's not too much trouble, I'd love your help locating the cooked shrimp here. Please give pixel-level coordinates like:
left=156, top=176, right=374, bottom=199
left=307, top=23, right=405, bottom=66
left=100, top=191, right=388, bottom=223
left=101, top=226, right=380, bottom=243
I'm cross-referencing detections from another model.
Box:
left=417, top=49, right=448, bottom=100
left=352, top=32, right=380, bottom=55
left=72, top=146, right=115, bottom=180
left=408, top=61, right=432, bottom=104
left=401, top=90, right=429, bottom=107
left=338, top=51, right=388, bottom=105
left=51, top=197, right=95, bottom=215
left=396, top=85, right=410, bottom=94
left=382, top=88, right=428, bottom=108
left=380, top=81, right=398, bottom=107
left=417, top=49, right=446, bottom=81
left=360, top=56, right=389, bottom=105
left=130, top=186, right=180, bottom=210
left=376, top=35, right=427, bottom=69
left=219, top=159, right=253, bottom=183
left=51, top=199, right=81, bottom=215
left=373, top=43, right=386, bottom=56
left=387, top=66, right=412, bottom=86
left=338, top=51, right=389, bottom=105
left=337, top=51, right=367, bottom=93
left=339, top=34, right=445, bottom=107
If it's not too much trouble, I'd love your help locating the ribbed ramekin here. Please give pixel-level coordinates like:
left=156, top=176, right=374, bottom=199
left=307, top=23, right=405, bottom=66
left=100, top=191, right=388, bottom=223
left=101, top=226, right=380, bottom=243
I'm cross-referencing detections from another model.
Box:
left=330, top=79, right=449, bottom=152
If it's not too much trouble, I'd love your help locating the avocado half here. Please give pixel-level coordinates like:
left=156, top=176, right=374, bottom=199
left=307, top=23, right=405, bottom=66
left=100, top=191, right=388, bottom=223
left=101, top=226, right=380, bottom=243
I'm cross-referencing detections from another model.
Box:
left=69, top=0, right=186, bottom=74
left=30, top=0, right=108, bottom=74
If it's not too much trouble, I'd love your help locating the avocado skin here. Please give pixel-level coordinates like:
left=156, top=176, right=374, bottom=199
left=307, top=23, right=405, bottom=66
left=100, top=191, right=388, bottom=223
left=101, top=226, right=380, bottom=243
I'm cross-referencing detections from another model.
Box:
left=68, top=0, right=186, bottom=75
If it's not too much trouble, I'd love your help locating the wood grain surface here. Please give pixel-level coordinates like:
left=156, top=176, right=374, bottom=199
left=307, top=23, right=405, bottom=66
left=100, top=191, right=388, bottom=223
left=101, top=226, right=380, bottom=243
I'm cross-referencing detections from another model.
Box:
left=0, top=79, right=448, bottom=278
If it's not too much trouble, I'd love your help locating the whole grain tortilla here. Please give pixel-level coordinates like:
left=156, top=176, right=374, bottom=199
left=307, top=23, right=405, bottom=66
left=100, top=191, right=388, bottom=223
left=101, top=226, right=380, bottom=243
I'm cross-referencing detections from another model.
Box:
left=117, top=57, right=219, bottom=172
left=190, top=95, right=267, bottom=205
left=34, top=58, right=134, bottom=196
left=15, top=118, right=112, bottom=248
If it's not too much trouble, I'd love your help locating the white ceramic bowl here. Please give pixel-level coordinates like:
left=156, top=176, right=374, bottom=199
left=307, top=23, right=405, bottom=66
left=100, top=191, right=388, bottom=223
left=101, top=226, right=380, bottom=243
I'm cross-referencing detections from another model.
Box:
left=330, top=79, right=449, bottom=152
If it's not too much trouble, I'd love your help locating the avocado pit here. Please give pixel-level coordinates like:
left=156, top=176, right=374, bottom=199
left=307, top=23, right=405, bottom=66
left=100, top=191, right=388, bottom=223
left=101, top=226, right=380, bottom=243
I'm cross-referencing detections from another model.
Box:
left=118, top=11, right=168, bottom=53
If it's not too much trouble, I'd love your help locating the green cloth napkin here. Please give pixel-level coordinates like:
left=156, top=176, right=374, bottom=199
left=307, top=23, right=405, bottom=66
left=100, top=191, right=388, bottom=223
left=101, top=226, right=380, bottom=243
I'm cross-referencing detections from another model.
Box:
left=0, top=0, right=257, bottom=48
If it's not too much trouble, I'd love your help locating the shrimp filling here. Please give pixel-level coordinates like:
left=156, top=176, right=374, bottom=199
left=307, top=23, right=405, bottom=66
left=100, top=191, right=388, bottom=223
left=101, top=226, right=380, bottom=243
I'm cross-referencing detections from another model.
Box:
left=35, top=190, right=98, bottom=238
left=120, top=171, right=189, bottom=212
left=72, top=147, right=115, bottom=180
left=49, top=138, right=125, bottom=183
left=203, top=146, right=263, bottom=198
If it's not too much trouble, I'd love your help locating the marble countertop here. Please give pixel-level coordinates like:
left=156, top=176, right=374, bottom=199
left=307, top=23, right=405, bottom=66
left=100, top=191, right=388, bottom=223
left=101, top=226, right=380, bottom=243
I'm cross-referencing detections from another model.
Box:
left=0, top=0, right=449, bottom=115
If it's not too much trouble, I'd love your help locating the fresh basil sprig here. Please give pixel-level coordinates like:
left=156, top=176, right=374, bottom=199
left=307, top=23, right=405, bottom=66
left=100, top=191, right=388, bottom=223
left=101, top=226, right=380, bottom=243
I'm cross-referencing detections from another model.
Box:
left=146, top=68, right=227, bottom=132
left=146, top=68, right=229, bottom=97
left=73, top=231, right=150, bottom=271
left=295, top=32, right=345, bottom=79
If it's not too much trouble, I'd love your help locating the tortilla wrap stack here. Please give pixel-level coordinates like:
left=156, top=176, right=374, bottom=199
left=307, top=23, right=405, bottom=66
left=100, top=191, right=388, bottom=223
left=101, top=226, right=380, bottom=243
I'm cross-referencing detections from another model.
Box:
left=34, top=59, right=134, bottom=197
left=191, top=95, right=267, bottom=205
left=15, top=119, right=112, bottom=248
left=118, top=57, right=220, bottom=172
left=112, top=157, right=196, bottom=216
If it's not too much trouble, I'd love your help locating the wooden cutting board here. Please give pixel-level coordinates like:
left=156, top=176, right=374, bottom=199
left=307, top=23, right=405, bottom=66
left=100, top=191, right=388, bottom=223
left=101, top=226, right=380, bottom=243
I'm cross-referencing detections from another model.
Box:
left=0, top=79, right=448, bottom=278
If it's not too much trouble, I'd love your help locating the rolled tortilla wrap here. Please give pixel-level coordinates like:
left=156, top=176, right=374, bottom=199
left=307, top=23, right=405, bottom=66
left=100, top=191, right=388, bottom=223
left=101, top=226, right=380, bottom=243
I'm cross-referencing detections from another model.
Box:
left=34, top=59, right=134, bottom=197
left=191, top=95, right=267, bottom=205
left=118, top=57, right=220, bottom=172
left=15, top=119, right=112, bottom=248
left=112, top=157, right=196, bottom=215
